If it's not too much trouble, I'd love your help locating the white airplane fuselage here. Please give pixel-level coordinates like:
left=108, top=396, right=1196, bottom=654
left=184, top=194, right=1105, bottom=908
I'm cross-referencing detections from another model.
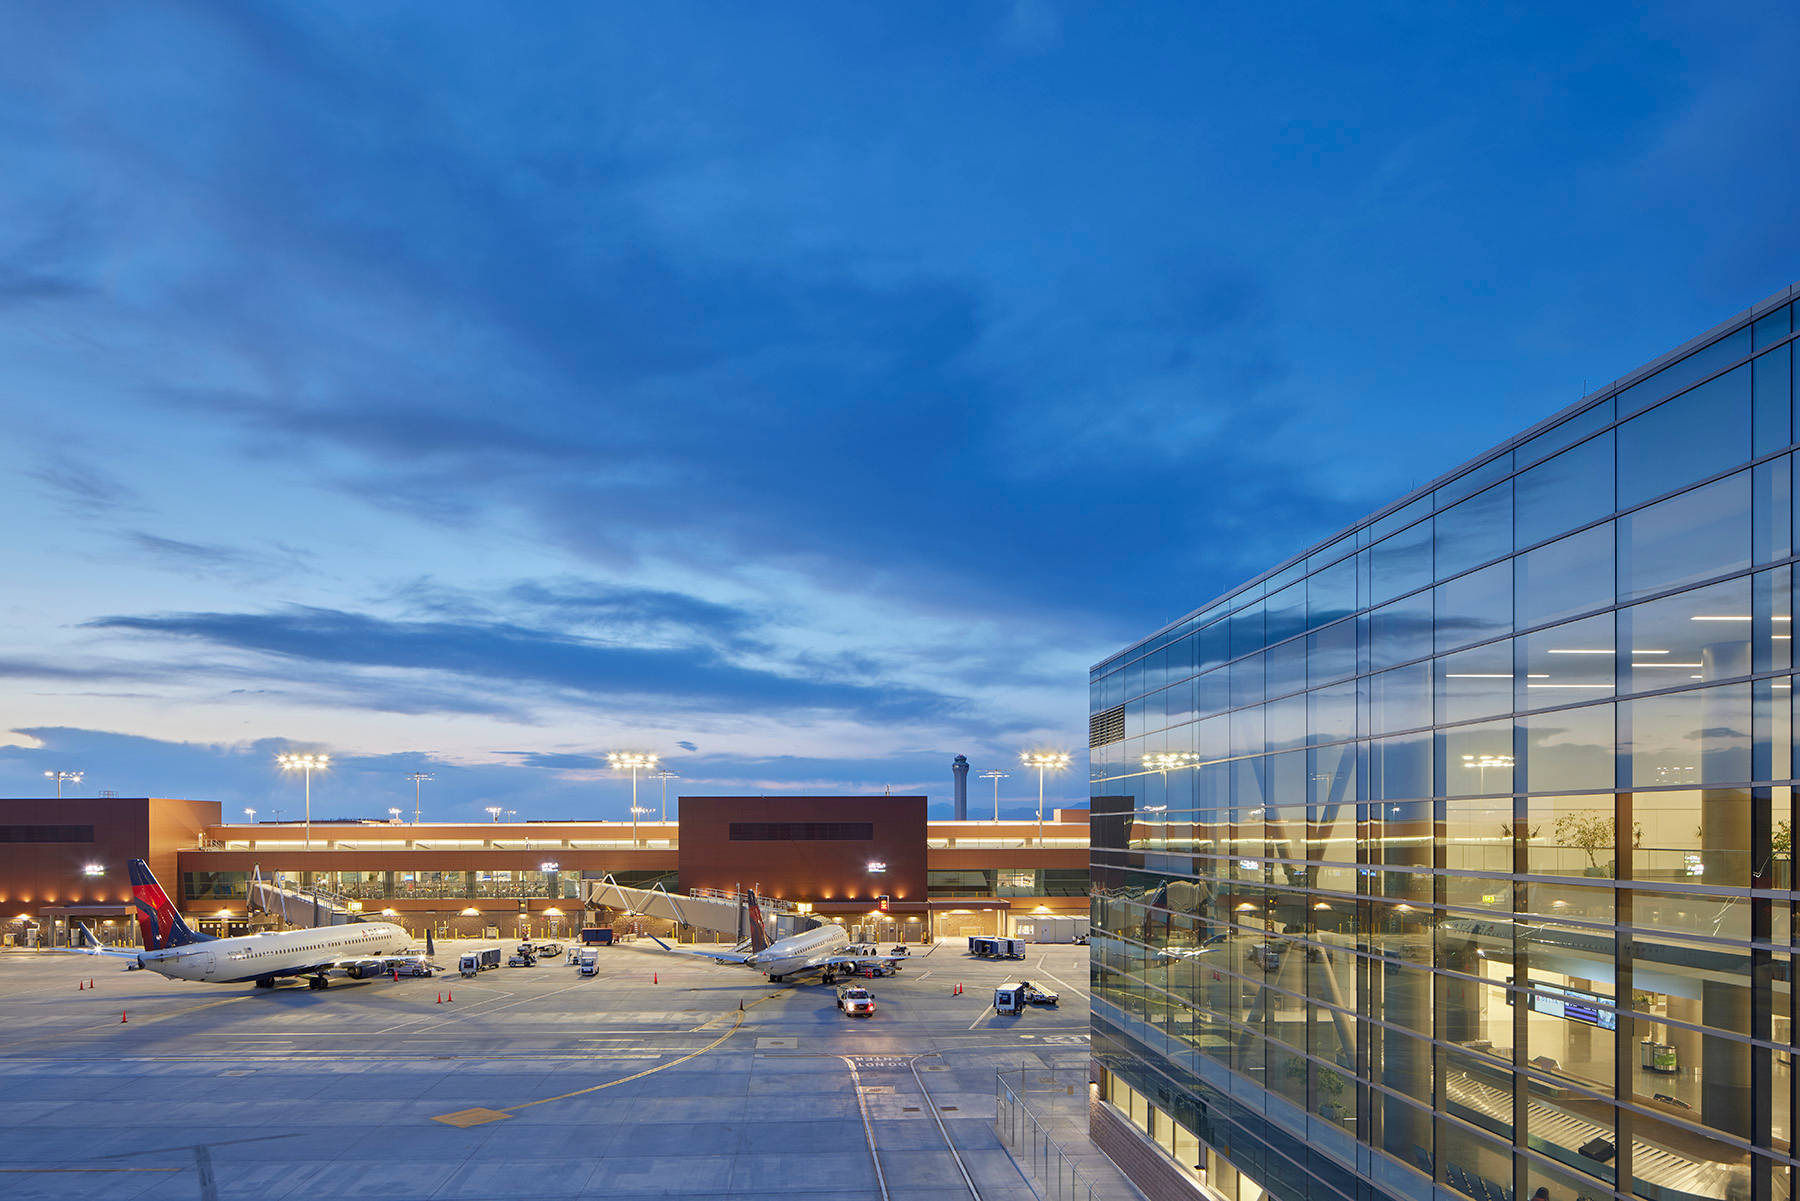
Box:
left=747, top=923, right=850, bottom=978
left=138, top=922, right=411, bottom=984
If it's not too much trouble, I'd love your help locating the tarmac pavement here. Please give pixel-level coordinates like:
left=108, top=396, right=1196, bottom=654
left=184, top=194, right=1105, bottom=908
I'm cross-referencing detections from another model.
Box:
left=0, top=938, right=1142, bottom=1201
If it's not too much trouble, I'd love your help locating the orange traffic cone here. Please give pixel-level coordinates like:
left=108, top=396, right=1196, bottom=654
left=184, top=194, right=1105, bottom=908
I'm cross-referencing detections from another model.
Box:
left=446, top=990, right=453, bottom=1001
left=88, top=979, right=93, bottom=988
left=78, top=981, right=84, bottom=991
left=436, top=992, right=442, bottom=1003
left=653, top=973, right=658, bottom=984
left=120, top=1011, right=128, bottom=1023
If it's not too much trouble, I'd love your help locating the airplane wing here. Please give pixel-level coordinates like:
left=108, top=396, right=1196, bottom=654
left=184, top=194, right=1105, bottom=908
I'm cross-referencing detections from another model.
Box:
left=806, top=952, right=913, bottom=972
left=646, top=935, right=751, bottom=965
left=59, top=923, right=142, bottom=959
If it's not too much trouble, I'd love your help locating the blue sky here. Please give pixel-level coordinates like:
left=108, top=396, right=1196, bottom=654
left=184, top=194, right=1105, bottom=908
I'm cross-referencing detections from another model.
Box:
left=1, top=3, right=1797, bottom=821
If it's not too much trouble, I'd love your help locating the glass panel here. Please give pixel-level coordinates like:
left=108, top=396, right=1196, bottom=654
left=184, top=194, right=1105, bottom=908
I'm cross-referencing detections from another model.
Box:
left=1442, top=838, right=1511, bottom=915
left=1198, top=619, right=1229, bottom=673
left=1615, top=324, right=1750, bottom=418
left=1371, top=662, right=1433, bottom=736
left=1371, top=731, right=1432, bottom=800
left=1436, top=480, right=1512, bottom=580
left=1267, top=581, right=1307, bottom=647
left=1267, top=691, right=1306, bottom=753
left=1517, top=396, right=1612, bottom=469
left=1197, top=668, right=1228, bottom=718
left=1371, top=590, right=1434, bottom=671
left=1230, top=599, right=1267, bottom=660
left=1621, top=682, right=1753, bottom=790
left=1308, top=618, right=1358, bottom=687
left=1633, top=787, right=1750, bottom=885
left=1517, top=524, right=1614, bottom=630
left=1436, top=562, right=1512, bottom=654
left=1230, top=705, right=1265, bottom=758
left=1437, top=452, right=1514, bottom=509
left=1231, top=652, right=1265, bottom=709
left=1752, top=299, right=1793, bottom=349
left=1309, top=555, right=1358, bottom=631
left=1437, top=642, right=1515, bottom=725
left=1441, top=719, right=1514, bottom=797
left=1753, top=343, right=1792, bottom=456
left=1514, top=431, right=1615, bottom=550
left=1308, top=680, right=1357, bottom=746
left=1516, top=613, right=1614, bottom=713
left=1616, top=471, right=1751, bottom=604
left=1617, top=364, right=1750, bottom=509
left=1528, top=795, right=1616, bottom=877
left=1266, top=635, right=1307, bottom=699
left=1617, top=577, right=1751, bottom=696
left=1753, top=454, right=1793, bottom=565
left=1518, top=703, right=1614, bottom=794
left=1372, top=519, right=1434, bottom=606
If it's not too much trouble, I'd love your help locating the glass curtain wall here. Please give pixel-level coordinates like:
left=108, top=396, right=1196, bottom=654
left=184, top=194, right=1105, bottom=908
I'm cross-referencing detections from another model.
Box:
left=1090, top=293, right=1800, bottom=1201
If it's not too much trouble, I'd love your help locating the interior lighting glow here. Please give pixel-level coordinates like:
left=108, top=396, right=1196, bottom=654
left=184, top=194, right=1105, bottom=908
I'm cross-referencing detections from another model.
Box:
left=1527, top=683, right=1614, bottom=688
left=1547, top=649, right=1614, bottom=654
left=1445, top=673, right=1512, bottom=678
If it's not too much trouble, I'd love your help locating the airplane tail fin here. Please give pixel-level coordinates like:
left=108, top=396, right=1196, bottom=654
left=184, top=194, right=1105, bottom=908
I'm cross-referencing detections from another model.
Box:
left=129, top=858, right=211, bottom=949
left=745, top=887, right=771, bottom=953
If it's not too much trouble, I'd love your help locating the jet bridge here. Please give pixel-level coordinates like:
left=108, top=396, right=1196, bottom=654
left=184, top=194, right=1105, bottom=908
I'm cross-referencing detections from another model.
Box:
left=585, top=877, right=813, bottom=941
left=246, top=867, right=363, bottom=929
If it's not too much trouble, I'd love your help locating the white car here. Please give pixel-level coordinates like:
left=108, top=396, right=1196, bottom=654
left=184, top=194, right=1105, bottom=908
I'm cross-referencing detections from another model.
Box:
left=837, top=986, right=877, bottom=1017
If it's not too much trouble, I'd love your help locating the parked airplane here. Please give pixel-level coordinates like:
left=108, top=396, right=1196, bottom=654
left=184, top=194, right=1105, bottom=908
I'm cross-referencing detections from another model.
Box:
left=68, top=859, right=411, bottom=990
left=649, top=889, right=906, bottom=984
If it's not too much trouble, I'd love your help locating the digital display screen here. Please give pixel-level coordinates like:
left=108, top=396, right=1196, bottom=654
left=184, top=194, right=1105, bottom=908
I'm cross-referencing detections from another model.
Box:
left=1506, top=979, right=1617, bottom=1030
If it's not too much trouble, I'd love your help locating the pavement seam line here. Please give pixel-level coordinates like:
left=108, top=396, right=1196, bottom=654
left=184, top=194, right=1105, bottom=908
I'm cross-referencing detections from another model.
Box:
left=432, top=991, right=778, bottom=1125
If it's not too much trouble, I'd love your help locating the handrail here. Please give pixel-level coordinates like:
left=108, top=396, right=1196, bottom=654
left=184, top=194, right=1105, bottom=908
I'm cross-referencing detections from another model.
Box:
left=994, top=1068, right=1103, bottom=1201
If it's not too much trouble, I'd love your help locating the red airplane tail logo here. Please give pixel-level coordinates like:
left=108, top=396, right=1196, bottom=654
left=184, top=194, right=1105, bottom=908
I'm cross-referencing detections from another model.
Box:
left=746, top=888, right=771, bottom=953
left=128, top=859, right=206, bottom=948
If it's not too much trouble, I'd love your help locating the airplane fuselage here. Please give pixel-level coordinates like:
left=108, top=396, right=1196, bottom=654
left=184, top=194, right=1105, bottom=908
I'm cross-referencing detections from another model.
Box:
left=138, top=923, right=411, bottom=983
left=747, top=923, right=850, bottom=979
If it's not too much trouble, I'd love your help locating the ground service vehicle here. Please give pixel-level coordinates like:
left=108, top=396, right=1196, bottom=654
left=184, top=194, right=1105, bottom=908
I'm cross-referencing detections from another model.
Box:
left=837, top=985, right=876, bottom=1016
left=888, top=945, right=909, bottom=957
left=580, top=927, right=614, bottom=945
left=1020, top=980, right=1060, bottom=1006
left=386, top=957, right=433, bottom=977
left=507, top=950, right=536, bottom=967
left=994, top=982, right=1028, bottom=1015
left=535, top=942, right=562, bottom=957
left=460, top=946, right=503, bottom=976
left=969, top=936, right=1026, bottom=959
left=578, top=949, right=599, bottom=976
left=344, top=958, right=387, bottom=979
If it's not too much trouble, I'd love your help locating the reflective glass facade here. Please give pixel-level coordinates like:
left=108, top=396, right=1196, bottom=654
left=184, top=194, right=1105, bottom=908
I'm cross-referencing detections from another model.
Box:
left=1089, top=287, right=1800, bottom=1201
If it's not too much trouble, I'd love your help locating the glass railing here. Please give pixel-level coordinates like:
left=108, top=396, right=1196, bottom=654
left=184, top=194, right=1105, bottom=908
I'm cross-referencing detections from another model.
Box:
left=995, top=1067, right=1102, bottom=1201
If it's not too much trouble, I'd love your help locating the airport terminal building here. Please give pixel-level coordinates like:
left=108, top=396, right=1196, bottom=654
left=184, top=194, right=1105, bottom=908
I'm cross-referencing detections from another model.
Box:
left=0, top=793, right=1088, bottom=946
left=1087, top=287, right=1800, bottom=1201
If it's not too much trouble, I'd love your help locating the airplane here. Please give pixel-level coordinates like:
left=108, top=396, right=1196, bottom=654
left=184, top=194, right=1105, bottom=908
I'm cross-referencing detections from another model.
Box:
left=648, top=889, right=908, bottom=984
left=66, top=858, right=412, bottom=990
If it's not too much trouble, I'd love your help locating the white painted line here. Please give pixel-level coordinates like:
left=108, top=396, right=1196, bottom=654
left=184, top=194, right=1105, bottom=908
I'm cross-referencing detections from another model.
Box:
left=966, top=1007, right=992, bottom=1031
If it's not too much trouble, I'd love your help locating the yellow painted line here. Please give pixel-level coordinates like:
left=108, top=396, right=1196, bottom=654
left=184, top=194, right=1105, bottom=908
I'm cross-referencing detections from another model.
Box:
left=431, top=993, right=777, bottom=1128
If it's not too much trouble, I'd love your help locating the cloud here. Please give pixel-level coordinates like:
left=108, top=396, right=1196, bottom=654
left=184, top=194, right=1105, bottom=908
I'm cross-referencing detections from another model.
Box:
left=83, top=605, right=961, bottom=723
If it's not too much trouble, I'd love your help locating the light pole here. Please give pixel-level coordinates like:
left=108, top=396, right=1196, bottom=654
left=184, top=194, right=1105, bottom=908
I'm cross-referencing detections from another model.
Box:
left=406, top=772, right=433, bottom=824
left=43, top=770, right=82, bottom=798
left=486, top=806, right=502, bottom=823
left=1019, top=751, right=1070, bottom=846
left=243, top=807, right=256, bottom=823
left=608, top=753, right=659, bottom=845
left=276, top=753, right=328, bottom=849
left=651, top=769, right=679, bottom=822
left=978, top=770, right=1008, bottom=822
left=387, top=807, right=403, bottom=825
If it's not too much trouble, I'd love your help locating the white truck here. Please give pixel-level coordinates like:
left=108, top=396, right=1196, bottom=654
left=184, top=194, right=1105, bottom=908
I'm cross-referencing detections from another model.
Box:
left=577, top=948, right=599, bottom=977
